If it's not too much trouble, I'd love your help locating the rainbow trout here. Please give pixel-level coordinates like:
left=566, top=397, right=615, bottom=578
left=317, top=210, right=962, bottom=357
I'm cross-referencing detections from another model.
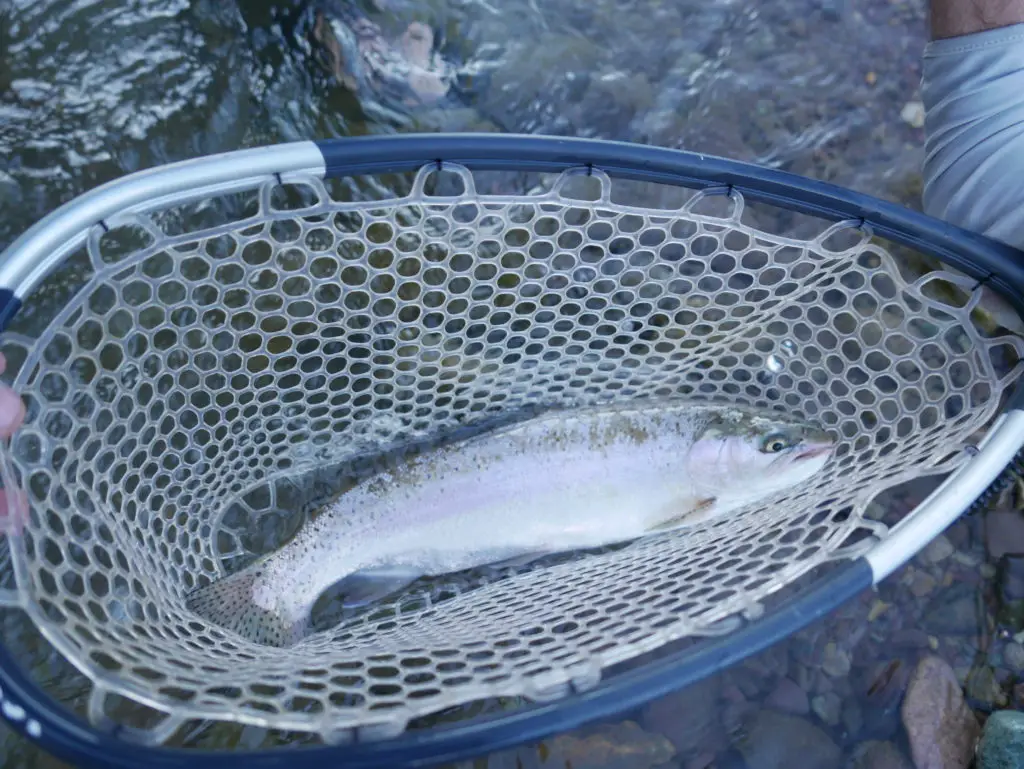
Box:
left=186, top=402, right=834, bottom=646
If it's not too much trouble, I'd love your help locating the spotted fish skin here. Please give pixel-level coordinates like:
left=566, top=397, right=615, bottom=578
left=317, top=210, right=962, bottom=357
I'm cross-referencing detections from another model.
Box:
left=186, top=402, right=834, bottom=646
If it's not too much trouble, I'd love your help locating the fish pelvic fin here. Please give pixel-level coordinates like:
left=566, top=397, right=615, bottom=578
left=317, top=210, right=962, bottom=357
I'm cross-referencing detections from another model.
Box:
left=185, top=565, right=311, bottom=648
left=646, top=496, right=718, bottom=533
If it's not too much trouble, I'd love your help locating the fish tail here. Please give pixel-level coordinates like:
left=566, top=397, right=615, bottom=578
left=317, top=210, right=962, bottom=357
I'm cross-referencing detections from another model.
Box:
left=185, top=566, right=310, bottom=648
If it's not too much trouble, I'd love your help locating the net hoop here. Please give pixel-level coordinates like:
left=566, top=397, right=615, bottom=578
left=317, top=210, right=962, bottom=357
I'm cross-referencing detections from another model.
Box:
left=0, top=133, right=1021, bottom=769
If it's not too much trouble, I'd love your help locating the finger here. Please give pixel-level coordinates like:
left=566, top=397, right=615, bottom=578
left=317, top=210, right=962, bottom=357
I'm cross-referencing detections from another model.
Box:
left=0, top=488, right=27, bottom=535
left=0, top=387, right=25, bottom=439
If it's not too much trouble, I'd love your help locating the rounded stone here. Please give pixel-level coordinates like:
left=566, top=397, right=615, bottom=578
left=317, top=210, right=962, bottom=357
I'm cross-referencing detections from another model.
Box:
left=977, top=710, right=1024, bottom=769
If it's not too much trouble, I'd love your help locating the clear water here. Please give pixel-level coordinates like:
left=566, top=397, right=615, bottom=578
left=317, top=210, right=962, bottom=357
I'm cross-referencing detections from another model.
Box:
left=2, top=0, right=986, bottom=767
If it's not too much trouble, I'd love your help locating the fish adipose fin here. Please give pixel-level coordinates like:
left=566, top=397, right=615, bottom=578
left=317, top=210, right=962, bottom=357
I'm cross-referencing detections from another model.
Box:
left=185, top=567, right=309, bottom=648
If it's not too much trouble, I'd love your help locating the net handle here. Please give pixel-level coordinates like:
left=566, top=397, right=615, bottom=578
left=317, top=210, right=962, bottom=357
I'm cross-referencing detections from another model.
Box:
left=0, top=143, right=326, bottom=311
left=865, top=409, right=1024, bottom=580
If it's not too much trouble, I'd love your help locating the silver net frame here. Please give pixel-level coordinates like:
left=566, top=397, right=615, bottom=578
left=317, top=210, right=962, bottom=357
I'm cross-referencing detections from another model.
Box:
left=0, top=135, right=1023, bottom=766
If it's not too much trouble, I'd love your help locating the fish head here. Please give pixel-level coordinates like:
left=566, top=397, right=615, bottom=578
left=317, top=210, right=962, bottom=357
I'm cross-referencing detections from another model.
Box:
left=686, top=408, right=835, bottom=508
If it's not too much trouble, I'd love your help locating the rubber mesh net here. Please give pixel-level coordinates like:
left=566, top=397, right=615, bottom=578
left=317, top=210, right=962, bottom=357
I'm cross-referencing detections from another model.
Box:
left=0, top=163, right=1021, bottom=744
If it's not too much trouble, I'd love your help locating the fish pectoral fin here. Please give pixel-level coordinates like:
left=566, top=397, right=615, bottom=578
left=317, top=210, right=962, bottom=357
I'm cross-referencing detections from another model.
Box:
left=336, top=566, right=423, bottom=609
left=647, top=497, right=717, bottom=532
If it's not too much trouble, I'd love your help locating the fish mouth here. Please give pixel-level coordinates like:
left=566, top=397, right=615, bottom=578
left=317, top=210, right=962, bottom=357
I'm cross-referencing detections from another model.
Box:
left=796, top=443, right=833, bottom=461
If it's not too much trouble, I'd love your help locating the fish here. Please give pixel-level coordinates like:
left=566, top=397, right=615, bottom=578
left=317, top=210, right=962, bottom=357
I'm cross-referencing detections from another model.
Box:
left=185, top=401, right=835, bottom=647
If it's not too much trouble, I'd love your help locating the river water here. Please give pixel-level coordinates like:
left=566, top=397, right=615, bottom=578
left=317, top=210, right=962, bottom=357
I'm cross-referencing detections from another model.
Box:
left=0, top=0, right=947, bottom=767
left=1, top=0, right=930, bottom=256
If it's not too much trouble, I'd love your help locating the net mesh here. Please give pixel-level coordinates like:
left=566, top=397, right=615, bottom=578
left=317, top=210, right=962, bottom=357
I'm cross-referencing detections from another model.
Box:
left=0, top=162, right=1021, bottom=743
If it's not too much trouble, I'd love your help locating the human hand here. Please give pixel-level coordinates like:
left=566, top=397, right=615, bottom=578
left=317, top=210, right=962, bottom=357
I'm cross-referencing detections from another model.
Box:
left=0, top=353, right=25, bottom=440
left=0, top=353, right=26, bottom=531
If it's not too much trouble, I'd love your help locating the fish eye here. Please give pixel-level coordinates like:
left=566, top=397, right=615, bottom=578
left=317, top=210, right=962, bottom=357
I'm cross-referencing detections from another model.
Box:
left=760, top=433, right=791, bottom=454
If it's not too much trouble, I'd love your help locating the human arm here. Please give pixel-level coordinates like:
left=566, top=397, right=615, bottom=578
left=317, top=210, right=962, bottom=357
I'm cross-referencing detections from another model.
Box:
left=930, top=0, right=1024, bottom=40
left=921, top=4, right=1024, bottom=250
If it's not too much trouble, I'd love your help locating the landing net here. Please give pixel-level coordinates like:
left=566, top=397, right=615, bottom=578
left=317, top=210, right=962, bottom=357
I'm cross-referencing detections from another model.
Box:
left=1, top=161, right=1020, bottom=744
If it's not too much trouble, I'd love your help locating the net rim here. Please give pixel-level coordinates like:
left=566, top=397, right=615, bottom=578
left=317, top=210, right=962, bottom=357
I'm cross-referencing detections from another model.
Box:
left=0, top=133, right=1023, bottom=768
left=0, top=559, right=875, bottom=769
left=3, top=133, right=1024, bottom=323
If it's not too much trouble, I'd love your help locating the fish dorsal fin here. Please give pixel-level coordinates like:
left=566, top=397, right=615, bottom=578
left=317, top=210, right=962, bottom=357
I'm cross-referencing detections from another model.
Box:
left=450, top=399, right=726, bottom=449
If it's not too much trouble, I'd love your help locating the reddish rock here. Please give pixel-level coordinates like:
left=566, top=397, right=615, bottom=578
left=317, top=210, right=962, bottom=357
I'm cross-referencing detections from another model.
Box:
left=900, top=656, right=980, bottom=769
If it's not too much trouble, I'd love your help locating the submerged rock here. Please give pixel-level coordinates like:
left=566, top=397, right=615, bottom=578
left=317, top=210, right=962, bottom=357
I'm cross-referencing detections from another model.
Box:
left=965, top=664, right=1008, bottom=709
left=997, top=554, right=1024, bottom=603
left=640, top=676, right=724, bottom=757
left=842, top=698, right=864, bottom=738
left=811, top=692, right=842, bottom=726
left=734, top=710, right=841, bottom=769
left=890, top=629, right=931, bottom=649
left=461, top=720, right=676, bottom=769
left=310, top=3, right=458, bottom=112
left=923, top=582, right=980, bottom=635
left=540, top=721, right=675, bottom=769
left=921, top=534, right=954, bottom=564
left=861, top=659, right=910, bottom=740
left=821, top=642, right=852, bottom=678
left=901, top=656, right=980, bottom=769
left=764, top=677, right=809, bottom=716
left=907, top=570, right=938, bottom=598
left=986, top=509, right=1024, bottom=560
left=846, top=740, right=913, bottom=769
left=1003, top=641, right=1024, bottom=673
left=977, top=710, right=1024, bottom=769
